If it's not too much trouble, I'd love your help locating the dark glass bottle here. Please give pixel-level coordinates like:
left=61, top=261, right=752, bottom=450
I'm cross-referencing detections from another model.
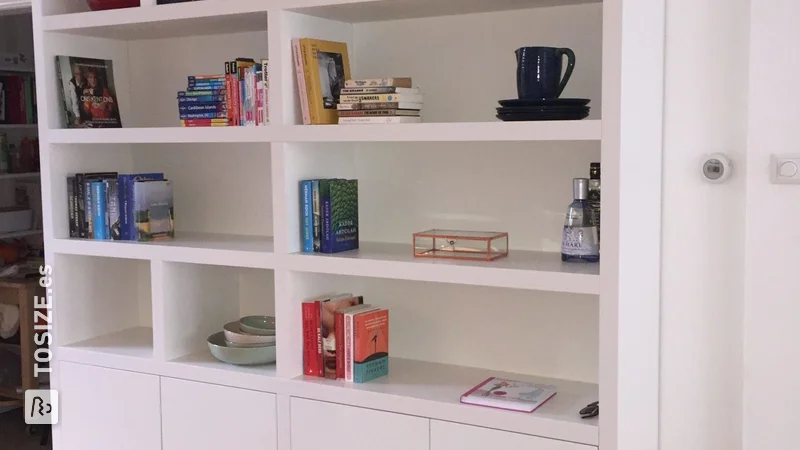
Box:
left=588, top=163, right=601, bottom=243
left=561, top=178, right=600, bottom=262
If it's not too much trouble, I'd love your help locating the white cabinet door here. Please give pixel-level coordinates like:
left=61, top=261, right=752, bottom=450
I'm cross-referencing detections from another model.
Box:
left=161, top=377, right=277, bottom=450
left=59, top=361, right=161, bottom=450
left=291, top=398, right=429, bottom=450
left=431, top=420, right=595, bottom=450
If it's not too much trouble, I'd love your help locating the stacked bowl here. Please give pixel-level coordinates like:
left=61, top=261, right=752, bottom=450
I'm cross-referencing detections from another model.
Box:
left=207, top=316, right=276, bottom=366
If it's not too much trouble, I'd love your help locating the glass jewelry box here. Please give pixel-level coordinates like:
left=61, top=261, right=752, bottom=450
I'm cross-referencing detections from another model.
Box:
left=413, top=229, right=509, bottom=261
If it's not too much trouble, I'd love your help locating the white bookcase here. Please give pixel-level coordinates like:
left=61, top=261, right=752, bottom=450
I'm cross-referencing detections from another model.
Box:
left=28, top=0, right=665, bottom=449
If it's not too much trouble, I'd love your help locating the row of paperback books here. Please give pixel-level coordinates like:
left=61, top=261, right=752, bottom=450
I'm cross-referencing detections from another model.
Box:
left=337, top=77, right=423, bottom=124
left=178, top=58, right=269, bottom=127
left=302, top=294, right=389, bottom=383
left=300, top=179, right=359, bottom=253
left=0, top=74, right=37, bottom=125
left=66, top=172, right=174, bottom=242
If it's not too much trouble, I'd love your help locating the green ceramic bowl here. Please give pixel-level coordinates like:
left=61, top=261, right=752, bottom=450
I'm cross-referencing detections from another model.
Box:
left=238, top=316, right=276, bottom=336
left=207, top=332, right=276, bottom=365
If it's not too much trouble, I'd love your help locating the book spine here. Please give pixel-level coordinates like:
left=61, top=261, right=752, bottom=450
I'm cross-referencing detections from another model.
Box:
left=345, top=313, right=354, bottom=382
left=340, top=93, right=423, bottom=104
left=106, top=179, right=120, bottom=240
left=261, top=59, right=269, bottom=125
left=299, top=40, right=319, bottom=124
left=225, top=62, right=234, bottom=127
left=24, top=77, right=33, bottom=124
left=85, top=180, right=94, bottom=239
left=239, top=76, right=245, bottom=126
left=188, top=75, right=225, bottom=82
left=179, top=112, right=228, bottom=119
left=119, top=175, right=129, bottom=240
left=301, top=180, right=313, bottom=252
left=187, top=81, right=226, bottom=88
left=181, top=120, right=229, bottom=127
left=338, top=109, right=419, bottom=117
left=302, top=302, right=317, bottom=377
left=319, top=180, right=332, bottom=253
left=18, top=76, right=25, bottom=125
left=335, top=311, right=345, bottom=379
left=67, top=177, right=76, bottom=238
left=345, top=78, right=411, bottom=88
left=178, top=103, right=227, bottom=112
left=339, top=116, right=421, bottom=124
left=177, top=96, right=226, bottom=103
left=312, top=180, right=321, bottom=252
left=76, top=174, right=86, bottom=238
left=292, top=40, right=311, bottom=125
left=178, top=89, right=226, bottom=97
left=315, top=300, right=323, bottom=377
left=91, top=182, right=106, bottom=240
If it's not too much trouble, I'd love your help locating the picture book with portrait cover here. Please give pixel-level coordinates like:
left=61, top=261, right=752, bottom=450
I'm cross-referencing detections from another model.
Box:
left=56, top=56, right=122, bottom=128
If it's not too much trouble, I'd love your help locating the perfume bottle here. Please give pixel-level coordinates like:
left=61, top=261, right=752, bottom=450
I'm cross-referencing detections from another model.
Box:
left=588, top=162, right=601, bottom=243
left=561, top=178, right=600, bottom=262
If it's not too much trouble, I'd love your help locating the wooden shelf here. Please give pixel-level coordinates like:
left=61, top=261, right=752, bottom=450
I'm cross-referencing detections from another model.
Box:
left=47, top=121, right=600, bottom=144
left=51, top=232, right=275, bottom=269
left=286, top=242, right=600, bottom=294
left=289, top=357, right=599, bottom=445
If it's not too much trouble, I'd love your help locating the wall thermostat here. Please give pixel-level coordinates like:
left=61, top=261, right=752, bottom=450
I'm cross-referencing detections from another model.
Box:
left=702, top=153, right=733, bottom=183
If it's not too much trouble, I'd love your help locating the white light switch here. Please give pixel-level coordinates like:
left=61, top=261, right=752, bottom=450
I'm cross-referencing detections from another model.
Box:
left=771, top=155, right=800, bottom=184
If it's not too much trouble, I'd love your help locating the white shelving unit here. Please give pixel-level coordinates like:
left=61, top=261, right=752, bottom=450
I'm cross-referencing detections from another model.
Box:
left=30, top=1, right=665, bottom=450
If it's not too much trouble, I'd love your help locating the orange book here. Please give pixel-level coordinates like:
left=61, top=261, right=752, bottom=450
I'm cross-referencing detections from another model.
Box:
left=352, top=309, right=388, bottom=383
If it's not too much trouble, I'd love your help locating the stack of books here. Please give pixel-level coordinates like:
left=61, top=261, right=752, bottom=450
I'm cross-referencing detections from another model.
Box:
left=300, top=178, right=358, bottom=253
left=66, top=172, right=174, bottom=242
left=177, top=58, right=268, bottom=127
left=0, top=73, right=37, bottom=125
left=337, top=77, right=422, bottom=124
left=302, top=294, right=389, bottom=383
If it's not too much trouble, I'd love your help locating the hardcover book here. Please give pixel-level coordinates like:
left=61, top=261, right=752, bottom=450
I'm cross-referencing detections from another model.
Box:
left=460, top=378, right=557, bottom=413
left=319, top=179, right=358, bottom=253
left=353, top=308, right=389, bottom=383
left=105, top=179, right=121, bottom=240
left=132, top=179, right=174, bottom=242
left=119, top=173, right=164, bottom=240
left=320, top=294, right=362, bottom=379
left=56, top=56, right=122, bottom=128
left=298, top=38, right=352, bottom=124
left=301, top=180, right=313, bottom=252
left=345, top=78, right=412, bottom=88
left=339, top=116, right=421, bottom=125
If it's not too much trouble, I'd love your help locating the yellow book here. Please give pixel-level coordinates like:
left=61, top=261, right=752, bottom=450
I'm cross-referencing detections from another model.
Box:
left=299, top=38, right=352, bottom=124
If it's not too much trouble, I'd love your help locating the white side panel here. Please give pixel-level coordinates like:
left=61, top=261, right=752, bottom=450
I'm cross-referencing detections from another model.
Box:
left=161, top=378, right=277, bottom=450
left=431, top=420, right=595, bottom=450
left=660, top=0, right=749, bottom=449
left=290, top=398, right=429, bottom=450
left=58, top=362, right=161, bottom=450
left=743, top=1, right=800, bottom=449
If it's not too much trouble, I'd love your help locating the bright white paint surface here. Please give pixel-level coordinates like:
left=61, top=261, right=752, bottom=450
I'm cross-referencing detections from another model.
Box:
left=743, top=1, right=800, bottom=449
left=431, top=421, right=595, bottom=450
left=660, top=0, right=749, bottom=449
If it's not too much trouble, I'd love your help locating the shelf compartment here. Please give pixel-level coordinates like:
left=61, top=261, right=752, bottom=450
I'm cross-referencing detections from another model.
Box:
left=286, top=242, right=599, bottom=294
left=58, top=327, right=155, bottom=371
left=165, top=350, right=278, bottom=392
left=51, top=232, right=275, bottom=268
left=290, top=357, right=598, bottom=446
left=42, top=0, right=268, bottom=40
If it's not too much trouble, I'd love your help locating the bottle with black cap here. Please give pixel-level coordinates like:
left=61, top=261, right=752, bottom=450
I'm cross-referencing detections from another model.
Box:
left=561, top=178, right=600, bottom=262
left=588, top=162, right=601, bottom=243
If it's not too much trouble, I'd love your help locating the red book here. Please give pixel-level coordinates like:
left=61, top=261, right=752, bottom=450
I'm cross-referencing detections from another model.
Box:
left=302, top=302, right=318, bottom=377
left=6, top=76, right=20, bottom=124
left=225, top=62, right=234, bottom=127
left=315, top=300, right=324, bottom=376
left=17, top=76, right=26, bottom=124
left=334, top=310, right=345, bottom=379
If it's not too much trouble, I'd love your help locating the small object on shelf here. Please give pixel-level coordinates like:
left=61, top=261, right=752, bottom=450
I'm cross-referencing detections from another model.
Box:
left=561, top=178, right=599, bottom=262
left=87, top=0, right=140, bottom=11
left=55, top=56, right=122, bottom=128
left=579, top=401, right=599, bottom=419
left=223, top=321, right=276, bottom=346
left=515, top=47, right=575, bottom=100
left=0, top=207, right=32, bottom=234
left=207, top=332, right=276, bottom=366
left=338, top=78, right=422, bottom=124
left=460, top=377, right=557, bottom=413
left=413, top=229, right=508, bottom=261
left=133, top=179, right=174, bottom=241
left=588, top=162, right=601, bottom=243
left=293, top=38, right=352, bottom=124
left=238, top=315, right=276, bottom=336
left=495, top=99, right=590, bottom=122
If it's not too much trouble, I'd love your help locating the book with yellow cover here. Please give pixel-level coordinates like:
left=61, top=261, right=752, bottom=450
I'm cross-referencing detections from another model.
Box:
left=299, top=38, right=351, bottom=124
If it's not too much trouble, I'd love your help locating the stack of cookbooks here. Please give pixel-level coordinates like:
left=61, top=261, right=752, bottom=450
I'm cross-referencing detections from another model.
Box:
left=337, top=77, right=422, bottom=124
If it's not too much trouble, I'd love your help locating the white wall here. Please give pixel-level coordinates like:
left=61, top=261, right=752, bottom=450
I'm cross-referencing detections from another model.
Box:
left=660, top=0, right=750, bottom=449
left=743, top=1, right=800, bottom=449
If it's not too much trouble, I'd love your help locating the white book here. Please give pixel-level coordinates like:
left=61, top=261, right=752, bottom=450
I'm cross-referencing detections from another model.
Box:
left=292, top=39, right=310, bottom=125
left=338, top=116, right=422, bottom=125
left=339, top=93, right=424, bottom=104
left=344, top=305, right=381, bottom=382
left=337, top=102, right=422, bottom=111
left=460, top=377, right=557, bottom=413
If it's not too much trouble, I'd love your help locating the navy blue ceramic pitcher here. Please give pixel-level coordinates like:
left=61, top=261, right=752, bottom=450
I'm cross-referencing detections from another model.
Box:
left=515, top=47, right=576, bottom=99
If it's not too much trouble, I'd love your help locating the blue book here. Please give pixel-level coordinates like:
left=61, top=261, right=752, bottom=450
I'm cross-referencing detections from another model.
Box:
left=177, top=95, right=226, bottom=103
left=179, top=89, right=226, bottom=96
left=91, top=182, right=108, bottom=240
left=178, top=103, right=227, bottom=112
left=186, top=85, right=226, bottom=92
left=301, top=180, right=313, bottom=252
left=188, top=81, right=226, bottom=88
left=188, top=76, right=225, bottom=83
left=312, top=180, right=321, bottom=252
left=319, top=179, right=332, bottom=253
left=180, top=112, right=227, bottom=119
left=119, top=173, right=164, bottom=240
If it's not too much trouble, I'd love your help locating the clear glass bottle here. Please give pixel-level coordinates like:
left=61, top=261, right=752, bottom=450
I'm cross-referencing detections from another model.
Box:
left=561, top=178, right=600, bottom=262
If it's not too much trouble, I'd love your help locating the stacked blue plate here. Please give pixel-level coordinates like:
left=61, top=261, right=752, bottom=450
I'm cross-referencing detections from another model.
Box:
left=496, top=98, right=590, bottom=121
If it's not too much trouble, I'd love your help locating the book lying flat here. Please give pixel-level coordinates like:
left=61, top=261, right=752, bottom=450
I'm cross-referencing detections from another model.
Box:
left=460, top=377, right=557, bottom=413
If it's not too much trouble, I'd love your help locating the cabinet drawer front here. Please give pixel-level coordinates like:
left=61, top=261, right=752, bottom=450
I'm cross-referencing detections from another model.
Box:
left=431, top=420, right=596, bottom=450
left=291, top=398, right=429, bottom=450
left=161, top=378, right=277, bottom=450
left=59, top=362, right=161, bottom=450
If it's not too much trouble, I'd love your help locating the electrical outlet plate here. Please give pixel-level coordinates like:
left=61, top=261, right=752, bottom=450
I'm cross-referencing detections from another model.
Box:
left=771, top=155, right=800, bottom=184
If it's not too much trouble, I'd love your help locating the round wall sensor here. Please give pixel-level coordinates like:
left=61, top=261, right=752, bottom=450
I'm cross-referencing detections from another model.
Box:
left=702, top=153, right=733, bottom=183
